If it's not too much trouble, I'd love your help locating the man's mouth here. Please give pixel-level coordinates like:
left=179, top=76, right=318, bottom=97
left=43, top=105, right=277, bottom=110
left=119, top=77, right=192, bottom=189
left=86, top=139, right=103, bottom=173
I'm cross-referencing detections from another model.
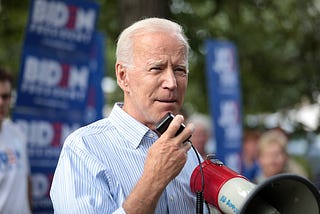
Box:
left=156, top=99, right=176, bottom=103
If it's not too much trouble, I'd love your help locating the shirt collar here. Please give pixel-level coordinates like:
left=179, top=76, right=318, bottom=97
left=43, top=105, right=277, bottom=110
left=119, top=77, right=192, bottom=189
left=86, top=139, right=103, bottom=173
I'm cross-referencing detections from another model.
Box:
left=109, top=103, right=153, bottom=149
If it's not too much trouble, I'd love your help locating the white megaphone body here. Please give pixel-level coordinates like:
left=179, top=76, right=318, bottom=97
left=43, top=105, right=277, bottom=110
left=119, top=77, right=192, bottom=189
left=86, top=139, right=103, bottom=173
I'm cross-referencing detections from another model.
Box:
left=190, top=156, right=320, bottom=214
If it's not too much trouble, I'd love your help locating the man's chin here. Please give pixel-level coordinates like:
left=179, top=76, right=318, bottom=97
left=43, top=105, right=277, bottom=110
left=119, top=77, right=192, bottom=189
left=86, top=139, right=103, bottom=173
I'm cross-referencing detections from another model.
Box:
left=158, top=105, right=180, bottom=115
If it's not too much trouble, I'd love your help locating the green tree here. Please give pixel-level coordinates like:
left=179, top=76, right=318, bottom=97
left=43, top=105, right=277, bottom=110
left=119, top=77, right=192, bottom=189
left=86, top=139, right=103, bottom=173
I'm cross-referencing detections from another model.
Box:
left=0, top=0, right=29, bottom=76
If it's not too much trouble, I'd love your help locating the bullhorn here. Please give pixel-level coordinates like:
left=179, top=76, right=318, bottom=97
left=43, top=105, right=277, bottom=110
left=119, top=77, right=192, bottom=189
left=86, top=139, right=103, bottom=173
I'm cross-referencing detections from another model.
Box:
left=190, top=156, right=320, bottom=214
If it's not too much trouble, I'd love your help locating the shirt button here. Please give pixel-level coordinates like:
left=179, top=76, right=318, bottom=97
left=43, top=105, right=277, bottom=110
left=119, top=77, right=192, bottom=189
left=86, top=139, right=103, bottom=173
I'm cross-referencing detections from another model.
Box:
left=148, top=133, right=154, bottom=138
left=170, top=196, right=174, bottom=201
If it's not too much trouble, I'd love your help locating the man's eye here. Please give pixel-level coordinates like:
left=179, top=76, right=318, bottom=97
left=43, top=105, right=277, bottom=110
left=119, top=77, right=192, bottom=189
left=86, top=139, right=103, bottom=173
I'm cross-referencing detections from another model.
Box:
left=150, top=67, right=162, bottom=71
left=174, top=68, right=187, bottom=76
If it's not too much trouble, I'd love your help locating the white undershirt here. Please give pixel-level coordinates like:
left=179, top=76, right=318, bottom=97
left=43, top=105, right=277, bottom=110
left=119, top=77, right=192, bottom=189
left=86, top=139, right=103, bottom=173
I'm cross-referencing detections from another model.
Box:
left=0, top=119, right=31, bottom=214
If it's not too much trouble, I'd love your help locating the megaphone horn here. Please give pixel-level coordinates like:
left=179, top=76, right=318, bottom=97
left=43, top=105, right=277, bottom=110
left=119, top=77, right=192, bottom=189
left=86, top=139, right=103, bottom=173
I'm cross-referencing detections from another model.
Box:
left=190, top=157, right=320, bottom=214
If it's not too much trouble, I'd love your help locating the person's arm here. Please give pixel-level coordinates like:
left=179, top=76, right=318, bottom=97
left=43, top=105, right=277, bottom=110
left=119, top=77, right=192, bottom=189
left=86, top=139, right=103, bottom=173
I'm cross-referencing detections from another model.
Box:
left=50, top=142, right=126, bottom=213
left=123, top=115, right=193, bottom=213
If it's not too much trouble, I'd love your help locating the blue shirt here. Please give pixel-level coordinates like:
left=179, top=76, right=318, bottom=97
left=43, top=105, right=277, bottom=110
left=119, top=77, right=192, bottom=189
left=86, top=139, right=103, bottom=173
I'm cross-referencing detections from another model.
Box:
left=240, top=160, right=261, bottom=182
left=50, top=103, right=206, bottom=213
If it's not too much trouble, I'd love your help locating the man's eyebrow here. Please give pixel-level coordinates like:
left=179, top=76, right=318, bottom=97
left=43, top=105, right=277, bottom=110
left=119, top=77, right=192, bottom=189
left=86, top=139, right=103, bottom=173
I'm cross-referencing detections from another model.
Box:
left=147, top=59, right=165, bottom=65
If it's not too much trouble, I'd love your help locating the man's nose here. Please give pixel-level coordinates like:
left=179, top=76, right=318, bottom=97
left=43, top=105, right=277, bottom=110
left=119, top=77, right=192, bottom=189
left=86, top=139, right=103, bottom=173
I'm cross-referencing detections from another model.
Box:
left=162, top=68, right=177, bottom=90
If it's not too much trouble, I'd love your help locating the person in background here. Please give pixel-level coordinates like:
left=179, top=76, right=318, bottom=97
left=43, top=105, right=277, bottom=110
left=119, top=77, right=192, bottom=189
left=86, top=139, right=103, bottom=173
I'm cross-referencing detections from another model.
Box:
left=187, top=113, right=222, bottom=214
left=254, top=129, right=289, bottom=183
left=271, top=127, right=309, bottom=178
left=0, top=67, right=32, bottom=213
left=188, top=113, right=213, bottom=160
left=50, top=18, right=210, bottom=213
left=240, top=129, right=261, bottom=181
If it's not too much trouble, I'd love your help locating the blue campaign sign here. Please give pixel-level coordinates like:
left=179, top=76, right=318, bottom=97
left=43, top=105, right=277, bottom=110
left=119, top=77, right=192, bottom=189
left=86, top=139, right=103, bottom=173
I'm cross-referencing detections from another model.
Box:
left=13, top=113, right=81, bottom=213
left=13, top=31, right=105, bottom=213
left=16, top=46, right=91, bottom=111
left=205, top=39, right=243, bottom=172
left=13, top=0, right=104, bottom=212
left=15, top=33, right=104, bottom=122
left=25, top=0, right=99, bottom=52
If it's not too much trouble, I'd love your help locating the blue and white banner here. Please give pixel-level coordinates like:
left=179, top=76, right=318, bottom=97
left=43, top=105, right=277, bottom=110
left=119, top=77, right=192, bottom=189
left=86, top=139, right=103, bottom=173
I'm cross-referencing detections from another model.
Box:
left=15, top=33, right=104, bottom=123
left=205, top=39, right=243, bottom=172
left=17, top=48, right=91, bottom=110
left=13, top=114, right=81, bottom=212
left=25, top=0, right=99, bottom=52
left=13, top=0, right=103, bottom=212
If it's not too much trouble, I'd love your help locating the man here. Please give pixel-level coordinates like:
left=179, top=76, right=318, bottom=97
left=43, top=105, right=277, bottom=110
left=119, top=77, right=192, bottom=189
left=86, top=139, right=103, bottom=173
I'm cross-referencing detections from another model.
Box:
left=0, top=67, right=31, bottom=213
left=240, top=129, right=261, bottom=181
left=188, top=113, right=213, bottom=160
left=50, top=18, right=208, bottom=213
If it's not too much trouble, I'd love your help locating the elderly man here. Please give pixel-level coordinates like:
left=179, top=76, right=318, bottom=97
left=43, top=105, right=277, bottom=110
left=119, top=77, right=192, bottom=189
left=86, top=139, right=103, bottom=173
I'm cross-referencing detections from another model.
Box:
left=50, top=18, right=208, bottom=213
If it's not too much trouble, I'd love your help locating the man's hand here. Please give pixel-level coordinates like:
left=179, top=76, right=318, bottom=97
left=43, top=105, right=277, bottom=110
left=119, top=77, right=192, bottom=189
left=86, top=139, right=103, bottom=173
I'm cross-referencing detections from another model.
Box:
left=123, top=114, right=194, bottom=214
left=146, top=114, right=194, bottom=185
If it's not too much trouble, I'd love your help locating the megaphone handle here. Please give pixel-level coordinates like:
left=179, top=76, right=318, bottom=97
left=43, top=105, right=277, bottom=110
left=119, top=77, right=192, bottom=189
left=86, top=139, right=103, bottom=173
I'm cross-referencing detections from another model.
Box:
left=196, top=191, right=204, bottom=214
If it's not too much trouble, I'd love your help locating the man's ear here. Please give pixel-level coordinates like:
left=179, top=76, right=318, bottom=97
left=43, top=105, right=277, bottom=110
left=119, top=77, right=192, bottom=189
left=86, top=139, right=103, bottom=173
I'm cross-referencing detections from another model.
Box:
left=115, top=63, right=129, bottom=91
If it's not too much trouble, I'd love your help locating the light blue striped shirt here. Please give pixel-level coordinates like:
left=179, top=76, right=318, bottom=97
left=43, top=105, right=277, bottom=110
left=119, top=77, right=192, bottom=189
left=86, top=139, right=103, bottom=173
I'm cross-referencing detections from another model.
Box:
left=50, top=103, right=208, bottom=213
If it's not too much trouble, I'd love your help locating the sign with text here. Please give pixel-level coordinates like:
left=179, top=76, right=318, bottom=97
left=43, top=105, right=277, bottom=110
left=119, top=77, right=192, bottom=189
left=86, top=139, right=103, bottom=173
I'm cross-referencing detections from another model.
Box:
left=205, top=39, right=243, bottom=172
left=25, top=0, right=99, bottom=52
left=13, top=114, right=81, bottom=212
left=13, top=0, right=103, bottom=213
left=17, top=48, right=90, bottom=110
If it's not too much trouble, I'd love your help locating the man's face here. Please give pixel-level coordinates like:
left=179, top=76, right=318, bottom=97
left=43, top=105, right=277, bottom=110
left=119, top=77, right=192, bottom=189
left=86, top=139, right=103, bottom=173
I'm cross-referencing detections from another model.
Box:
left=0, top=81, right=12, bottom=122
left=119, top=31, right=188, bottom=129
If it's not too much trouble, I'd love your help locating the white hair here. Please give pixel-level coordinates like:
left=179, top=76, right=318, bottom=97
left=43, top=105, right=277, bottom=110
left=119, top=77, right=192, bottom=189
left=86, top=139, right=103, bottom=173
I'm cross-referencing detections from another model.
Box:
left=116, top=17, right=190, bottom=68
left=188, top=113, right=213, bottom=135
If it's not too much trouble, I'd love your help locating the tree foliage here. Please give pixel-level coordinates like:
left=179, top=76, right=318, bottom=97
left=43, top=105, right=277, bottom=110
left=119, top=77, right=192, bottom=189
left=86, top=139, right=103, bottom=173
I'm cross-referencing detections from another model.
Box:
left=169, top=0, right=320, bottom=116
left=1, top=0, right=320, bottom=128
left=0, top=0, right=29, bottom=76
